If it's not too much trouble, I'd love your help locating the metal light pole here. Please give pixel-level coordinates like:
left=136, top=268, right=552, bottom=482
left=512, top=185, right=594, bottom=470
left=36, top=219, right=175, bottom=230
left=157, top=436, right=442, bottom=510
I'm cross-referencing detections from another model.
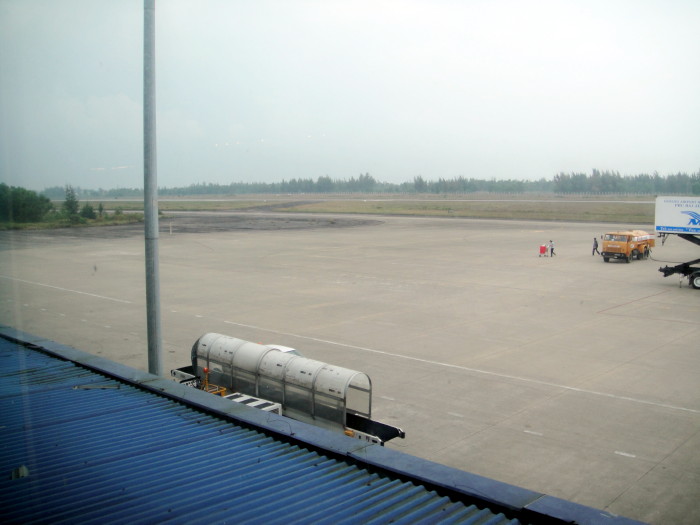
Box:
left=144, top=0, right=162, bottom=375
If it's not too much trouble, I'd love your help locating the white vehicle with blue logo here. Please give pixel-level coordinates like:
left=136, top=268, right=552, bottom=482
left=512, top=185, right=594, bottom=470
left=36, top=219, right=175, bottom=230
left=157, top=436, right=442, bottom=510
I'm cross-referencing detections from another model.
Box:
left=655, top=196, right=700, bottom=289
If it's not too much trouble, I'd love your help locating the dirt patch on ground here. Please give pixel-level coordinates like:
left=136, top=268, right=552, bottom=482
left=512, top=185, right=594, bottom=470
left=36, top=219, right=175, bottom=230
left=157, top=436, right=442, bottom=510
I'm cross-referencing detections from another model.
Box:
left=0, top=212, right=383, bottom=249
left=237, top=200, right=320, bottom=212
left=161, top=212, right=382, bottom=234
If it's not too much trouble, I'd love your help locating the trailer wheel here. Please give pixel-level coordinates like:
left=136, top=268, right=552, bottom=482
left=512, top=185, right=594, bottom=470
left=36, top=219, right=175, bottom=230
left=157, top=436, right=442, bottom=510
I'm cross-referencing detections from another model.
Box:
left=603, top=257, right=609, bottom=263
left=691, top=273, right=700, bottom=290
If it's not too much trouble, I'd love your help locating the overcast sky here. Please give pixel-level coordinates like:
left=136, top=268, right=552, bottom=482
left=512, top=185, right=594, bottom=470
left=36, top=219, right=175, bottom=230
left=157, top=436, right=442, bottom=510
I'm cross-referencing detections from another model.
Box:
left=1, top=0, right=699, bottom=191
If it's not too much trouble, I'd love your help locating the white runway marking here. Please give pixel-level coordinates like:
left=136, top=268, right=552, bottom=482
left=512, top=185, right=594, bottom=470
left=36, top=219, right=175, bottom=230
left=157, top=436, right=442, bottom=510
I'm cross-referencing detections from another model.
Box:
left=222, top=319, right=700, bottom=416
left=523, top=430, right=543, bottom=436
left=1, top=275, right=132, bottom=304
left=614, top=451, right=637, bottom=458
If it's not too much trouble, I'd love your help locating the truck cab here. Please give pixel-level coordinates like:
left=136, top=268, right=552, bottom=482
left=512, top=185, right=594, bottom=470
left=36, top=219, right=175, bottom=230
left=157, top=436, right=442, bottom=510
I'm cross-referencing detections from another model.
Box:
left=601, top=230, right=654, bottom=263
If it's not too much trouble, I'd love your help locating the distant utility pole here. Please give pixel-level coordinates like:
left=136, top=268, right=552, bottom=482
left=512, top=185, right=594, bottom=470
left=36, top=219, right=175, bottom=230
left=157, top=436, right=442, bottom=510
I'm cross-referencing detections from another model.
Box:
left=144, top=0, right=162, bottom=375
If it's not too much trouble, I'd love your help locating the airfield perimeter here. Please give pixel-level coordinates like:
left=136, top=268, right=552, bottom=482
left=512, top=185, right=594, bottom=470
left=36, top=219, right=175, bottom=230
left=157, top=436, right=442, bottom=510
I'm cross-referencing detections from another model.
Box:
left=1, top=210, right=699, bottom=524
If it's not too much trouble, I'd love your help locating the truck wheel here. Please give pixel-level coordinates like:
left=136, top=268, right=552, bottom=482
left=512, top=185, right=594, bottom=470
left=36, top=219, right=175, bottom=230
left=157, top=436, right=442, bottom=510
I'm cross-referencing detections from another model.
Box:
left=691, top=273, right=700, bottom=290
left=603, top=257, right=609, bottom=263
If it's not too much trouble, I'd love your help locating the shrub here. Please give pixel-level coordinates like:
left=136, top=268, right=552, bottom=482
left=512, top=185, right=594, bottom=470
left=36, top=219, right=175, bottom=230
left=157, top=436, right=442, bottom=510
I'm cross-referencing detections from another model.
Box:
left=80, top=203, right=97, bottom=219
left=62, top=185, right=80, bottom=217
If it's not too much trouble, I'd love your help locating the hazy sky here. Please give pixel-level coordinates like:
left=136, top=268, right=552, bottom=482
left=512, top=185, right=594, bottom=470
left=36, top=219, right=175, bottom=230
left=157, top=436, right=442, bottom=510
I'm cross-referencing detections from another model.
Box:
left=1, top=0, right=699, bottom=191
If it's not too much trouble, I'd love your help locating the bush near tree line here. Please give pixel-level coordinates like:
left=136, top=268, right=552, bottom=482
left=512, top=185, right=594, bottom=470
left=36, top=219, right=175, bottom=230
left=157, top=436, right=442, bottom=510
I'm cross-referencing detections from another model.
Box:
left=0, top=184, right=110, bottom=225
left=0, top=183, right=54, bottom=222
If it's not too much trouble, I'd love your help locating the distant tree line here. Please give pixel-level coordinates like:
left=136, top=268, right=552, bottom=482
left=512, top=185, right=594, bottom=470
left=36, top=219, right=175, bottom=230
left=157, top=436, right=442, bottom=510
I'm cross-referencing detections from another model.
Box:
left=42, top=185, right=144, bottom=199
left=40, top=170, right=700, bottom=199
left=552, top=170, right=700, bottom=194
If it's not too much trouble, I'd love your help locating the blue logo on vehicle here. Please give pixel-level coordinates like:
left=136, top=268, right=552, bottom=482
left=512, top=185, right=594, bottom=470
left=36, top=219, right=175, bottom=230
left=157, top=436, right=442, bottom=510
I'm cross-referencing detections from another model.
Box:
left=682, top=211, right=700, bottom=226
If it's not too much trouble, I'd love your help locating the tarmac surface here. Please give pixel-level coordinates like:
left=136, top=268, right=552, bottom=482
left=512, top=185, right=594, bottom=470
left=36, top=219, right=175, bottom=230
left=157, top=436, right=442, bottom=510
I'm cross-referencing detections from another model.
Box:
left=1, top=211, right=699, bottom=524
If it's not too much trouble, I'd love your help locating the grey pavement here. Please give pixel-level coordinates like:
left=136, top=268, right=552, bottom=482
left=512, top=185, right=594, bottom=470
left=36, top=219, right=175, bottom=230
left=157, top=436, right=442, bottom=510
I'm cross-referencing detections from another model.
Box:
left=1, top=212, right=699, bottom=524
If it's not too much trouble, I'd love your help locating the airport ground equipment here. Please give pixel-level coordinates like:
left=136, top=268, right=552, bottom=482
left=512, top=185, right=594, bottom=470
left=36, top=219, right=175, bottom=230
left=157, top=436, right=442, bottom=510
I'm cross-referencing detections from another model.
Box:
left=171, top=333, right=405, bottom=444
left=600, top=230, right=654, bottom=263
left=655, top=196, right=700, bottom=289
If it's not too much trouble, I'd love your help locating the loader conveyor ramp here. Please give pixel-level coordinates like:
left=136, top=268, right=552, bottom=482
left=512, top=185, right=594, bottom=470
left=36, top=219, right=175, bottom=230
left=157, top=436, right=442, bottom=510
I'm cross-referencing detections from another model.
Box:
left=189, top=333, right=403, bottom=441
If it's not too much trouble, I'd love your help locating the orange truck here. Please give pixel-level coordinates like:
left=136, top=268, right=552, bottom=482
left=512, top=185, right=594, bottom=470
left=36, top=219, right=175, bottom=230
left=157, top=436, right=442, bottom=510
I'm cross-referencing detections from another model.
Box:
left=601, top=230, right=655, bottom=263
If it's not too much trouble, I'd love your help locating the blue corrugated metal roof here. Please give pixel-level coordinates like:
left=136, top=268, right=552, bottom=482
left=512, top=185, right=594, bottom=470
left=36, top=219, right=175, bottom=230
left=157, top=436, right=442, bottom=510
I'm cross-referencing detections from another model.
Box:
left=0, top=329, right=645, bottom=525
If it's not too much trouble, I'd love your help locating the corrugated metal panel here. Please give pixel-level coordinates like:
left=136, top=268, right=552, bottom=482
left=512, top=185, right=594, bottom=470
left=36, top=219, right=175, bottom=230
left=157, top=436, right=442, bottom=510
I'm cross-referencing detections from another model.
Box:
left=0, top=338, right=520, bottom=524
